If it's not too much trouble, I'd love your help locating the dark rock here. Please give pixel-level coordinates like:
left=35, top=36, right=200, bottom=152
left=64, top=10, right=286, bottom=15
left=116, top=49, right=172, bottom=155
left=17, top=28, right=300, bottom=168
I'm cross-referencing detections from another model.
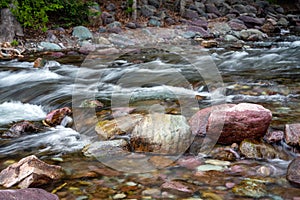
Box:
left=184, top=9, right=199, bottom=20
left=228, top=19, right=247, bottom=31
left=131, top=114, right=192, bottom=154
left=101, top=11, right=115, bottom=25
left=2, top=121, right=39, bottom=138
left=218, top=2, right=232, bottom=16
left=165, top=17, right=176, bottom=26
left=141, top=5, right=157, bottom=17
left=208, top=103, right=272, bottom=144
left=0, top=155, right=62, bottom=188
left=238, top=15, right=265, bottom=28
left=233, top=4, right=248, bottom=14
left=126, top=22, right=137, bottom=29
left=285, top=124, right=300, bottom=147
left=0, top=8, right=23, bottom=43
left=187, top=26, right=210, bottom=37
left=106, top=3, right=116, bottom=11
left=0, top=188, right=59, bottom=200
left=72, top=26, right=93, bottom=40
left=161, top=181, right=194, bottom=197
left=207, top=13, right=219, bottom=19
left=43, top=107, right=72, bottom=127
left=287, top=157, right=300, bottom=187
left=189, top=19, right=208, bottom=29
left=264, top=130, right=284, bottom=143
left=148, top=0, right=160, bottom=8
left=205, top=3, right=221, bottom=16
left=239, top=139, right=289, bottom=160
left=275, top=6, right=285, bottom=14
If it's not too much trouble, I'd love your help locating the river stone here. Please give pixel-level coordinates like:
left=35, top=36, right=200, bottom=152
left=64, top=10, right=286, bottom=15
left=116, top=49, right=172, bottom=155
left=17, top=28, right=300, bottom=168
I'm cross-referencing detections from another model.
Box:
left=285, top=124, right=300, bottom=146
left=82, top=139, right=129, bottom=159
left=0, top=155, right=62, bottom=188
left=287, top=157, right=300, bottom=187
left=95, top=114, right=143, bottom=139
left=130, top=113, right=192, bottom=154
left=239, top=29, right=267, bottom=41
left=232, top=179, right=267, bottom=198
left=208, top=22, right=231, bottom=36
left=43, top=107, right=72, bottom=127
left=72, top=26, right=93, bottom=40
left=238, top=15, right=264, bottom=28
left=239, top=139, right=289, bottom=160
left=161, top=181, right=194, bottom=197
left=141, top=5, right=157, bottom=17
left=40, top=42, right=62, bottom=51
left=228, top=19, right=247, bottom=31
left=205, top=3, right=221, bottom=16
left=2, top=121, right=39, bottom=138
left=0, top=188, right=59, bottom=200
left=264, top=129, right=284, bottom=143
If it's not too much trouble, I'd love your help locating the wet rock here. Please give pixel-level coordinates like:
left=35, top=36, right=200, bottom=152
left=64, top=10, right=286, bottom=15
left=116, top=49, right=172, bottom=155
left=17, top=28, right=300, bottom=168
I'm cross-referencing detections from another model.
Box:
left=142, top=188, right=161, bottom=197
left=201, top=39, right=218, bottom=48
left=232, top=179, right=267, bottom=198
left=40, top=42, right=61, bottom=51
left=0, top=188, right=59, bottom=200
left=209, top=103, right=272, bottom=144
left=239, top=139, right=289, bottom=160
left=264, top=129, right=284, bottom=143
left=72, top=26, right=93, bottom=40
left=285, top=124, right=300, bottom=146
left=209, top=146, right=240, bottom=161
left=239, top=29, right=267, bottom=41
left=0, top=155, right=62, bottom=188
left=161, top=181, right=194, bottom=197
left=2, top=121, right=39, bottom=138
left=95, top=114, right=143, bottom=139
left=177, top=156, right=202, bottom=170
left=148, top=156, right=176, bottom=168
left=82, top=140, right=129, bottom=159
left=131, top=113, right=192, bottom=154
left=287, top=157, right=300, bottom=187
left=196, top=164, right=226, bottom=172
left=0, top=8, right=23, bottom=43
left=80, top=99, right=104, bottom=109
left=33, top=57, right=47, bottom=68
left=43, top=107, right=72, bottom=127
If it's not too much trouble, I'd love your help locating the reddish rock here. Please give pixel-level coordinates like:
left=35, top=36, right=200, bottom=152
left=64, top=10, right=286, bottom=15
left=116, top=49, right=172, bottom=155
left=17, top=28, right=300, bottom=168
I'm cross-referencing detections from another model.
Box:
left=43, top=107, right=72, bottom=127
left=209, top=103, right=272, bottom=144
left=161, top=181, right=194, bottom=197
left=238, top=15, right=264, bottom=28
left=285, top=124, right=300, bottom=146
left=189, top=103, right=272, bottom=145
left=0, top=155, right=62, bottom=188
left=2, top=121, right=39, bottom=138
left=0, top=188, right=59, bottom=200
left=287, top=157, right=300, bottom=187
left=264, top=129, right=284, bottom=143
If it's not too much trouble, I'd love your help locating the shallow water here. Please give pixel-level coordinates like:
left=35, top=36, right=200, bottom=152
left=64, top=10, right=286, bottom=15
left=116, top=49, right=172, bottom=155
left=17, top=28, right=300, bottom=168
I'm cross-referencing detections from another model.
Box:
left=0, top=42, right=300, bottom=199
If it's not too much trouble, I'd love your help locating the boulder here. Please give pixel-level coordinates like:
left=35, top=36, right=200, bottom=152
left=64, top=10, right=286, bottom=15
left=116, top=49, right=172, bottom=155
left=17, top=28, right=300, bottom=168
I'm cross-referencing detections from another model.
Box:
left=2, top=121, right=39, bottom=138
left=43, top=107, right=72, bottom=127
left=238, top=15, right=264, bottom=28
left=0, top=155, right=62, bottom=188
left=72, top=26, right=93, bottom=40
left=208, top=22, right=231, bottom=36
left=228, top=19, right=247, bottom=31
left=189, top=103, right=272, bottom=145
left=40, top=42, right=62, bottom=51
left=0, top=188, right=59, bottom=200
left=285, top=124, right=300, bottom=146
left=264, top=130, right=284, bottom=143
left=187, top=26, right=210, bottom=38
left=287, top=157, right=300, bottom=187
left=141, top=5, right=157, bottom=17
left=130, top=113, right=192, bottom=154
left=0, top=8, right=23, bottom=43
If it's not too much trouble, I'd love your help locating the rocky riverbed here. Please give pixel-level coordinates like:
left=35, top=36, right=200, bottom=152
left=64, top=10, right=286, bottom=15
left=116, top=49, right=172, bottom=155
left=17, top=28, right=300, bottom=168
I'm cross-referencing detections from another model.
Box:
left=1, top=0, right=300, bottom=199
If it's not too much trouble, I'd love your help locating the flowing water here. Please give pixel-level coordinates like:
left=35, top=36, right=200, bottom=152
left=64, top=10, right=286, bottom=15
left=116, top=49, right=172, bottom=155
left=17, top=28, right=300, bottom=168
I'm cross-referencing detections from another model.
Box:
left=0, top=40, right=300, bottom=199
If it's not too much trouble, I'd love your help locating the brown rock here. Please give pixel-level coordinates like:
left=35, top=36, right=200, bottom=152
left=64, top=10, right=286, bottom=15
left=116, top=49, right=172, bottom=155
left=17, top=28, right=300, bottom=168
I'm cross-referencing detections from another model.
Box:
left=285, top=124, right=300, bottom=146
left=201, top=40, right=218, bottom=48
left=264, top=129, right=284, bottom=143
left=0, top=188, right=59, bottom=200
left=2, top=121, right=39, bottom=138
left=33, top=57, right=46, bottom=68
left=287, top=157, right=300, bottom=187
left=0, top=155, right=62, bottom=188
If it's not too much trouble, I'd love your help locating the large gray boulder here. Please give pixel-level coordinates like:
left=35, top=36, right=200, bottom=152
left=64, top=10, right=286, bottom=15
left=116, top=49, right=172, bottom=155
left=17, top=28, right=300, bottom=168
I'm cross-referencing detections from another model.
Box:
left=0, top=8, right=23, bottom=43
